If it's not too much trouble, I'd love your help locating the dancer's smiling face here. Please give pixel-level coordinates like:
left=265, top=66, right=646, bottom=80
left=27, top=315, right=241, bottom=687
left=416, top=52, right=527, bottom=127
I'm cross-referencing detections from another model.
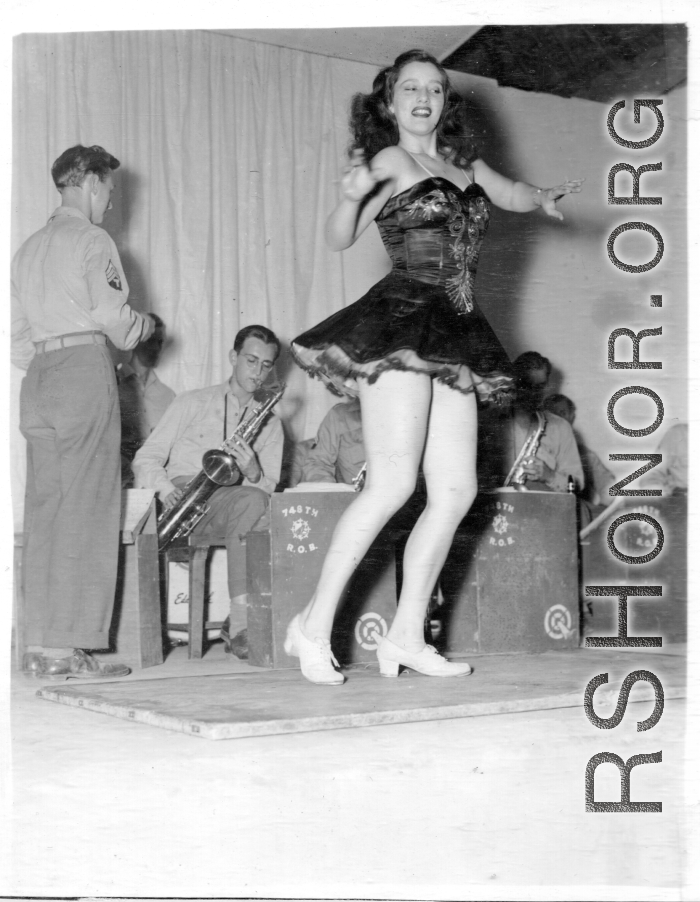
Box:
left=389, top=61, right=445, bottom=136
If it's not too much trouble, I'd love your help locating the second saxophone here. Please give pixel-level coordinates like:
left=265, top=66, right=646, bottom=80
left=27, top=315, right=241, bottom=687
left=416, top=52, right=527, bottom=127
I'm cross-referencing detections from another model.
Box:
left=503, top=410, right=547, bottom=490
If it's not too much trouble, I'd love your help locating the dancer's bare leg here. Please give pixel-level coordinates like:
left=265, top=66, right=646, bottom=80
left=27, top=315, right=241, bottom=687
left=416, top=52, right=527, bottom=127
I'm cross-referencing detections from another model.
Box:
left=299, top=370, right=432, bottom=640
left=386, top=379, right=478, bottom=651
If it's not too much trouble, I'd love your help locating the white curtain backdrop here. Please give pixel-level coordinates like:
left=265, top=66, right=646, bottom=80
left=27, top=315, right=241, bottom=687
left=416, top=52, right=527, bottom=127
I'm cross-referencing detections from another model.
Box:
left=11, top=31, right=687, bottom=532
left=11, top=31, right=391, bottom=529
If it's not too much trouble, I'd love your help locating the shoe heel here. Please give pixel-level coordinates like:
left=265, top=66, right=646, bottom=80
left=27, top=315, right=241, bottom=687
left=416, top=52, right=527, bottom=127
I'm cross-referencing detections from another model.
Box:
left=378, top=658, right=400, bottom=678
left=283, top=634, right=295, bottom=657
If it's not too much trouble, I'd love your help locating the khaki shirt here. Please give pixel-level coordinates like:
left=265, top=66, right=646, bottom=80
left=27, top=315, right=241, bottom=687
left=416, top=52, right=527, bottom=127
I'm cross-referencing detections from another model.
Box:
left=133, top=381, right=283, bottom=499
left=11, top=206, right=151, bottom=369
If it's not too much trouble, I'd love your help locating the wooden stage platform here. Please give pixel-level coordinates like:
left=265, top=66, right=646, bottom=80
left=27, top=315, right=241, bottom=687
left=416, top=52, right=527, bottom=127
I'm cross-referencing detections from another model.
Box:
left=35, top=646, right=685, bottom=741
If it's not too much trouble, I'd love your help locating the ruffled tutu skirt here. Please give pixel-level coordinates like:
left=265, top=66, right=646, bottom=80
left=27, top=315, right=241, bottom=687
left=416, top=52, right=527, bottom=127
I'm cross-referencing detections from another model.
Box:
left=292, top=271, right=514, bottom=405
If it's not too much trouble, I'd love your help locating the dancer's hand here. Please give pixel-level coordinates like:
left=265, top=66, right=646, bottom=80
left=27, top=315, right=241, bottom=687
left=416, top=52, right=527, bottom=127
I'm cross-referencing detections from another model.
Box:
left=340, top=149, right=380, bottom=202
left=327, top=148, right=397, bottom=249
left=536, top=178, right=584, bottom=220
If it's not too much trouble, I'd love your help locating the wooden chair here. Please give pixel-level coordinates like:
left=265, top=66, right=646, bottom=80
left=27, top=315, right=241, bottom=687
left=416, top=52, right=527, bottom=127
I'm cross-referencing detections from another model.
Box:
left=163, top=533, right=228, bottom=659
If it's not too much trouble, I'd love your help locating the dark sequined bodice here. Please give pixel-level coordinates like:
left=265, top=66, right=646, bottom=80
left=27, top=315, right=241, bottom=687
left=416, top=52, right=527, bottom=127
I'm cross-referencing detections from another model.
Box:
left=376, top=177, right=490, bottom=314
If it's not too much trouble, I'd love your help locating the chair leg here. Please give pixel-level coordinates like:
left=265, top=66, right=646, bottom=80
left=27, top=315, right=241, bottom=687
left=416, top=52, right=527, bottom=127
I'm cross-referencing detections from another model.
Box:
left=162, top=554, right=170, bottom=635
left=188, top=546, right=209, bottom=659
left=162, top=544, right=190, bottom=637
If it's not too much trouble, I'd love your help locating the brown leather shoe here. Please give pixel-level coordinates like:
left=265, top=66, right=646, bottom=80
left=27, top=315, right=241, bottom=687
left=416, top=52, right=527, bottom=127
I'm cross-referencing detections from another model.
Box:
left=22, top=649, right=130, bottom=680
left=229, top=629, right=248, bottom=660
left=220, top=619, right=248, bottom=660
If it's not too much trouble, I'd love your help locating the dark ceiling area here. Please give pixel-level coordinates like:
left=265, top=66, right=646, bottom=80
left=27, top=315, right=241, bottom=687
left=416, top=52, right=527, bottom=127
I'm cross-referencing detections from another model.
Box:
left=442, top=24, right=687, bottom=104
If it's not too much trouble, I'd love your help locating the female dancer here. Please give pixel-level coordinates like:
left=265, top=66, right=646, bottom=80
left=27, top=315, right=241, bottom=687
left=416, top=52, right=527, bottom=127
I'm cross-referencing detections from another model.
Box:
left=288, top=50, right=583, bottom=685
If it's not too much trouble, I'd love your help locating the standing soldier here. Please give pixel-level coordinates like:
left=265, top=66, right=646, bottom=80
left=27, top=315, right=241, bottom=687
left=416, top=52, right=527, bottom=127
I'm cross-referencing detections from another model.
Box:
left=12, top=145, right=155, bottom=679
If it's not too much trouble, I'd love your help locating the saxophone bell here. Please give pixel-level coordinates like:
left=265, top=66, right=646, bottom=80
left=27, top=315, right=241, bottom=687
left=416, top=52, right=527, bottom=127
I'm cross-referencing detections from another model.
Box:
left=202, top=449, right=240, bottom=486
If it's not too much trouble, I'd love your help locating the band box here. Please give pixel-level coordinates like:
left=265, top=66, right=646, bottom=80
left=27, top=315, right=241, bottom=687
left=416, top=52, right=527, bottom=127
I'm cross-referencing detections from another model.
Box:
left=439, top=490, right=580, bottom=654
left=580, top=493, right=686, bottom=643
left=246, top=490, right=397, bottom=668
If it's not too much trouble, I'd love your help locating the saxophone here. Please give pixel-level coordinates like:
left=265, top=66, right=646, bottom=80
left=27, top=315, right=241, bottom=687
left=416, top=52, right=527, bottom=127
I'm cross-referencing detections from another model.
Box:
left=504, top=410, right=547, bottom=491
left=157, top=384, right=285, bottom=549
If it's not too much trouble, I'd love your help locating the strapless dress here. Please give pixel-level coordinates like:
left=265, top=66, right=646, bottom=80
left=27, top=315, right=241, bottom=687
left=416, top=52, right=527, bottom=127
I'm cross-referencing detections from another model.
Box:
left=292, top=177, right=514, bottom=405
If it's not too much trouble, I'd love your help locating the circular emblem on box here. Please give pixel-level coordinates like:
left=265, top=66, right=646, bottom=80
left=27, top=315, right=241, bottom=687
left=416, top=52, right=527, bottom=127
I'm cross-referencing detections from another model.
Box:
left=544, top=604, right=575, bottom=640
left=291, top=518, right=310, bottom=540
left=355, top=612, right=388, bottom=650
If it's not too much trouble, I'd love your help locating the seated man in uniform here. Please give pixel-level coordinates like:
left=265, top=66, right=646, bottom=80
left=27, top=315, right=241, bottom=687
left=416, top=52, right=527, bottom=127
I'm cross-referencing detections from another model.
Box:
left=543, top=393, right=614, bottom=511
left=133, top=324, right=283, bottom=659
left=301, top=397, right=365, bottom=486
left=301, top=397, right=430, bottom=519
left=479, top=351, right=584, bottom=493
left=118, top=313, right=175, bottom=486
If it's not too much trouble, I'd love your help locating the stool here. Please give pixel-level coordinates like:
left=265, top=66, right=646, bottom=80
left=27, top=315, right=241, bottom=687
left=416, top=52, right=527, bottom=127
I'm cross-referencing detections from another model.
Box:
left=164, top=533, right=228, bottom=659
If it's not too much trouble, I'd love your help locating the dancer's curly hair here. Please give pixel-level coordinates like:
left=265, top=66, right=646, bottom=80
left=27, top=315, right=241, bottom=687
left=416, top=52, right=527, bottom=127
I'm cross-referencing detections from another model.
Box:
left=348, top=50, right=480, bottom=168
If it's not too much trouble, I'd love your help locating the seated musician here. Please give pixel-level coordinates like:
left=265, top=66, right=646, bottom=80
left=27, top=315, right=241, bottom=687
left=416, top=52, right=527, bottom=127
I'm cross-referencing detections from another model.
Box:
left=132, top=325, right=284, bottom=659
left=300, top=398, right=426, bottom=518
left=543, top=393, right=614, bottom=511
left=301, top=398, right=365, bottom=486
left=478, top=351, right=584, bottom=493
